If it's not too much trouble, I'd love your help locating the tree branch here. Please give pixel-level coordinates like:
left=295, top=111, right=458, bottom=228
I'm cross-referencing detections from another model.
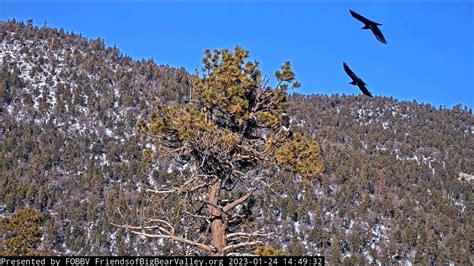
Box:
left=226, top=230, right=272, bottom=240
left=131, top=230, right=216, bottom=253
left=146, top=173, right=214, bottom=195
left=251, top=176, right=283, bottom=197
left=223, top=241, right=264, bottom=252
left=227, top=252, right=257, bottom=256
left=111, top=222, right=216, bottom=254
left=149, top=219, right=175, bottom=235
left=200, top=200, right=226, bottom=217
left=146, top=188, right=177, bottom=194
left=110, top=223, right=161, bottom=230
left=184, top=210, right=210, bottom=223
left=223, top=191, right=253, bottom=213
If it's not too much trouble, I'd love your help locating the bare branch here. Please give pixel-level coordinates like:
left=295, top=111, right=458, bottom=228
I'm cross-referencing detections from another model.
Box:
left=223, top=191, right=254, bottom=213
left=200, top=200, right=226, bottom=217
left=177, top=174, right=199, bottom=192
left=223, top=241, right=264, bottom=252
left=188, top=181, right=212, bottom=192
left=111, top=223, right=161, bottom=230
left=111, top=222, right=172, bottom=235
left=146, top=173, right=214, bottom=196
left=236, top=144, right=264, bottom=161
left=226, top=231, right=272, bottom=240
left=148, top=219, right=175, bottom=235
left=184, top=210, right=210, bottom=223
left=227, top=252, right=257, bottom=256
left=251, top=176, right=283, bottom=197
left=130, top=230, right=216, bottom=253
left=130, top=230, right=168, bottom=239
left=146, top=188, right=177, bottom=194
left=111, top=222, right=216, bottom=254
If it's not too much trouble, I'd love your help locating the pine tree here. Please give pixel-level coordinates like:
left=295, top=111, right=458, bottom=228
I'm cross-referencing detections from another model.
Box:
left=0, top=208, right=45, bottom=255
left=116, top=47, right=324, bottom=255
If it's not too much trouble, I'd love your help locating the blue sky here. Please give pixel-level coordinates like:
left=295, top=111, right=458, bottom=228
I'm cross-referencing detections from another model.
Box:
left=1, top=2, right=473, bottom=108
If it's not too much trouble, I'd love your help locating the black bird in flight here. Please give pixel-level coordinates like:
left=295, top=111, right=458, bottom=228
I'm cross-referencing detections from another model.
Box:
left=350, top=9, right=387, bottom=44
left=343, top=62, right=373, bottom=97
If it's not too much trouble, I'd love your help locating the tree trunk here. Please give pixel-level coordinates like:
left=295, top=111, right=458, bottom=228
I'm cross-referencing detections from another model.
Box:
left=208, top=179, right=226, bottom=256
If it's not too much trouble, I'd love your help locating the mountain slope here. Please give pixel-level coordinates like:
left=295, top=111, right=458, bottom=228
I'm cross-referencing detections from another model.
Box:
left=0, top=20, right=472, bottom=264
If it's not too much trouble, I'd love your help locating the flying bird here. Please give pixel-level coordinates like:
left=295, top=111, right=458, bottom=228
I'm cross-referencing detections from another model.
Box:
left=343, top=62, right=373, bottom=97
left=350, top=9, right=387, bottom=44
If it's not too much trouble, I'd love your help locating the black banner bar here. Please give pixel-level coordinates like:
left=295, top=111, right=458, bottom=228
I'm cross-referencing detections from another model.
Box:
left=0, top=256, right=325, bottom=266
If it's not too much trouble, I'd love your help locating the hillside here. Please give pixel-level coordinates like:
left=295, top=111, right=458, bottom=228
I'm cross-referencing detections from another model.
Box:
left=0, top=20, right=472, bottom=264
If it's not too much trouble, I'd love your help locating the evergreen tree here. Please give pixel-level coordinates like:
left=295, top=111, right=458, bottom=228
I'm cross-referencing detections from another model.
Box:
left=0, top=208, right=45, bottom=255
left=118, top=47, right=324, bottom=255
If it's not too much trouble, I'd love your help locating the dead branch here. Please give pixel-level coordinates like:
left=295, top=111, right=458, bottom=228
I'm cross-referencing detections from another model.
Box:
left=223, top=241, right=264, bottom=252
left=200, top=200, right=226, bottom=217
left=227, top=252, right=257, bottom=256
left=130, top=230, right=216, bottom=253
left=226, top=230, right=272, bottom=241
left=188, top=181, right=212, bottom=192
left=148, top=218, right=175, bottom=235
left=236, top=144, right=264, bottom=161
left=223, top=191, right=253, bottom=213
left=251, top=176, right=283, bottom=197
left=146, top=188, right=177, bottom=194
left=111, top=223, right=161, bottom=230
left=184, top=210, right=210, bottom=223
left=111, top=222, right=216, bottom=254
left=146, top=173, right=214, bottom=195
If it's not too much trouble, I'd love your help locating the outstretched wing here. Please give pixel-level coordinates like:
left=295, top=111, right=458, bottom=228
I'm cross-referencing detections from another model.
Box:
left=358, top=83, right=373, bottom=97
left=371, top=26, right=387, bottom=44
left=344, top=63, right=372, bottom=96
left=350, top=9, right=371, bottom=25
left=343, top=62, right=358, bottom=81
